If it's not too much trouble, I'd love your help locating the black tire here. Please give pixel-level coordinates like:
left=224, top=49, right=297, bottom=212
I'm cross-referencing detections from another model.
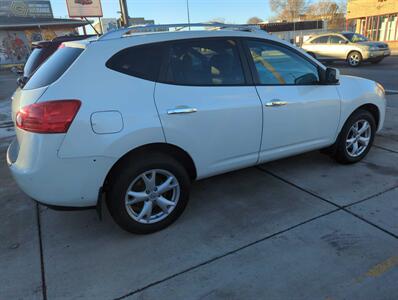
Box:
left=347, top=51, right=362, bottom=67
left=107, top=152, right=191, bottom=234
left=333, top=109, right=376, bottom=164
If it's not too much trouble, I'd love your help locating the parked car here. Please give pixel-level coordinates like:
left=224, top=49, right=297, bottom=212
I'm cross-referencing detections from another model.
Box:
left=7, top=24, right=386, bottom=234
left=17, top=35, right=95, bottom=88
left=302, top=32, right=391, bottom=67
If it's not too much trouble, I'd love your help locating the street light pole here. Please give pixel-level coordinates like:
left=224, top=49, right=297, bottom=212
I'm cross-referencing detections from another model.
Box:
left=119, top=0, right=130, bottom=27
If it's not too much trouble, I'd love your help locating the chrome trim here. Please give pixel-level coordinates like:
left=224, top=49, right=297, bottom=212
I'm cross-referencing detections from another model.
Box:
left=265, top=101, right=288, bottom=107
left=167, top=107, right=198, bottom=115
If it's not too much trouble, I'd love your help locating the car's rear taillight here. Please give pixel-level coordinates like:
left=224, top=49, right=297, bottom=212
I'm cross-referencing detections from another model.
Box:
left=16, top=100, right=81, bottom=133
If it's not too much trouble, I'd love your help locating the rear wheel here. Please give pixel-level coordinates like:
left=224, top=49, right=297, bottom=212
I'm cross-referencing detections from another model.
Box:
left=107, top=152, right=191, bottom=234
left=347, top=51, right=362, bottom=67
left=333, top=109, right=376, bottom=164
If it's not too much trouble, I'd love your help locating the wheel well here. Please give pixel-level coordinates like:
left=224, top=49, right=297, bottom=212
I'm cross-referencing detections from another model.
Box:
left=346, top=50, right=362, bottom=60
left=104, top=143, right=197, bottom=188
left=354, top=104, right=380, bottom=127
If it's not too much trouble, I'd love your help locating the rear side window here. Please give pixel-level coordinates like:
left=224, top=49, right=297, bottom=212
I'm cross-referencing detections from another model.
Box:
left=106, top=44, right=165, bottom=81
left=24, top=47, right=83, bottom=90
left=162, top=39, right=245, bottom=86
left=311, top=36, right=329, bottom=44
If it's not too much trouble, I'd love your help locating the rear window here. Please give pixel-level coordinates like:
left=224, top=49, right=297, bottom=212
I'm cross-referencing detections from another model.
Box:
left=106, top=44, right=165, bottom=81
left=23, top=48, right=47, bottom=78
left=24, top=47, right=83, bottom=90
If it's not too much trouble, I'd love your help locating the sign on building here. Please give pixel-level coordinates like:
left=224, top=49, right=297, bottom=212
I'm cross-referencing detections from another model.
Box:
left=66, top=0, right=103, bottom=17
left=0, top=0, right=53, bottom=18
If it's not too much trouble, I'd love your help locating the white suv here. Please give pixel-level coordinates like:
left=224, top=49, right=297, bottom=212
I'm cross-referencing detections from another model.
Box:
left=7, top=24, right=386, bottom=234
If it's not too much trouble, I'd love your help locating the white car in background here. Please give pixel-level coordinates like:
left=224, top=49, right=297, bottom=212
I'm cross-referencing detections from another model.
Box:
left=7, top=24, right=386, bottom=234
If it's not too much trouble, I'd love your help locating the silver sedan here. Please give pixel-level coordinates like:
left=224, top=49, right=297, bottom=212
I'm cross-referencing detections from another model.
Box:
left=302, top=32, right=391, bottom=67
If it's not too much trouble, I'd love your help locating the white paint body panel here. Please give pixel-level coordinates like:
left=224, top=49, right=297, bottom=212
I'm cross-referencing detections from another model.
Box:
left=154, top=84, right=262, bottom=178
left=257, top=85, right=341, bottom=163
left=7, top=29, right=386, bottom=207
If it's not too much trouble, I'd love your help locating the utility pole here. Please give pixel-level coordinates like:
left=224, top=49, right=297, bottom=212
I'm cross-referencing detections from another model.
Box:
left=186, top=0, right=191, bottom=30
left=119, top=0, right=130, bottom=27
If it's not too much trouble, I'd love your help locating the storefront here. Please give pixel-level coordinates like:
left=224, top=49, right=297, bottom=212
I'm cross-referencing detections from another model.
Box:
left=347, top=0, right=398, bottom=45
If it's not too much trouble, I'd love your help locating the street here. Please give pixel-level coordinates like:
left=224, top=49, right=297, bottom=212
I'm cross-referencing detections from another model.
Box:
left=1, top=56, right=398, bottom=300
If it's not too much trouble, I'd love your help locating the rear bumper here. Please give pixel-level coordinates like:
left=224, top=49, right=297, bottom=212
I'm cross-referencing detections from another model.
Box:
left=7, top=136, right=115, bottom=207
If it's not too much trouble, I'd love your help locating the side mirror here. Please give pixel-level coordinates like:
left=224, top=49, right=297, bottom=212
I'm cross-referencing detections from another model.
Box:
left=324, top=67, right=339, bottom=84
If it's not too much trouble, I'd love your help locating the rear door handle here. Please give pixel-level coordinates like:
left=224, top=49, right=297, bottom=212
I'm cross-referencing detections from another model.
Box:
left=265, top=100, right=288, bottom=107
left=167, top=107, right=198, bottom=115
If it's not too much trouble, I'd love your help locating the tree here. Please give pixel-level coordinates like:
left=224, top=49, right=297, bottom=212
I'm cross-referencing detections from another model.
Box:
left=247, top=17, right=264, bottom=24
left=269, top=0, right=307, bottom=21
left=305, top=0, right=346, bottom=30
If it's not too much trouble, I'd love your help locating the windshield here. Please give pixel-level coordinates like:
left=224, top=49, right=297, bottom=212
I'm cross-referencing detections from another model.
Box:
left=342, top=33, right=369, bottom=43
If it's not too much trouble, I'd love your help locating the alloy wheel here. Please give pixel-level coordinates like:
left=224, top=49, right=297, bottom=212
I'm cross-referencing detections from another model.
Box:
left=124, top=169, right=180, bottom=224
left=349, top=53, right=360, bottom=66
left=345, top=119, right=371, bottom=157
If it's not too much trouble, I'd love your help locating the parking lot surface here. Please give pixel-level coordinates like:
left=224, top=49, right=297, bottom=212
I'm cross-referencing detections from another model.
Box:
left=1, top=57, right=398, bottom=299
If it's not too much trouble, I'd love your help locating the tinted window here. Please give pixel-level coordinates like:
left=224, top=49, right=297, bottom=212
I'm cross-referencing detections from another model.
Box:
left=163, top=39, right=245, bottom=85
left=106, top=44, right=165, bottom=81
left=24, top=48, right=45, bottom=78
left=247, top=40, right=319, bottom=85
left=329, top=35, right=345, bottom=44
left=311, top=36, right=329, bottom=44
left=24, top=47, right=83, bottom=90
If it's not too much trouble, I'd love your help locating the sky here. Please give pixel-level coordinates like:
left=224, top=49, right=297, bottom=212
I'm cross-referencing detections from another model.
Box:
left=51, top=0, right=272, bottom=24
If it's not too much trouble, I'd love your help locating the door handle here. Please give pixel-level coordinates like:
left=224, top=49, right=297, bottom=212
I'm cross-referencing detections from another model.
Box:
left=265, top=100, right=288, bottom=107
left=167, top=107, right=198, bottom=115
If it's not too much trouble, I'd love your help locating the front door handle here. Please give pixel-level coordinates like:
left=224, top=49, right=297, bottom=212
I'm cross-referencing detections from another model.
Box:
left=167, top=107, right=198, bottom=115
left=265, top=100, right=288, bottom=107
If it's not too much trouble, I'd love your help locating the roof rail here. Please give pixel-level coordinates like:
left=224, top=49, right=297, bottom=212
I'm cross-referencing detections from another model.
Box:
left=98, top=22, right=262, bottom=41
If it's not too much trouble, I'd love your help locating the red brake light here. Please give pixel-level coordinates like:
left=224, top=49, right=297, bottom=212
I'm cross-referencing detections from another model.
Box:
left=58, top=43, right=66, bottom=49
left=16, top=100, right=81, bottom=133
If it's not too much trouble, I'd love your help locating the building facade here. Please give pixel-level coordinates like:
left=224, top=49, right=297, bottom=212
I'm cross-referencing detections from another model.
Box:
left=347, top=0, right=398, bottom=46
left=0, top=0, right=87, bottom=67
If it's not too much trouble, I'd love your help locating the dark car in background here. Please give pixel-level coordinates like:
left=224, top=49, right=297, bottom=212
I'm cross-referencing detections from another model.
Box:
left=17, top=35, right=95, bottom=87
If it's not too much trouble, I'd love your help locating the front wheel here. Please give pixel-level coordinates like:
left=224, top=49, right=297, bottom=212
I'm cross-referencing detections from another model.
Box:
left=333, top=109, right=376, bottom=164
left=107, top=153, right=191, bottom=234
left=347, top=51, right=362, bottom=67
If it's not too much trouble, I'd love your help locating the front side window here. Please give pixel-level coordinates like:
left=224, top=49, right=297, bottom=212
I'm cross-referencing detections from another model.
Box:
left=246, top=40, right=319, bottom=85
left=311, top=36, right=329, bottom=44
left=163, top=39, right=245, bottom=85
left=329, top=35, right=346, bottom=44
